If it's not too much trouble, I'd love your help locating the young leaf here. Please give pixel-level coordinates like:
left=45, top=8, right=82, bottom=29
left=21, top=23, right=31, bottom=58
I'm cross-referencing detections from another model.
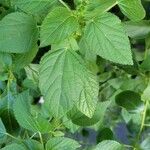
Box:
left=46, top=137, right=80, bottom=150
left=40, top=7, right=79, bottom=47
left=121, top=108, right=131, bottom=123
left=1, top=143, right=26, bottom=150
left=0, top=118, right=7, bottom=143
left=115, top=90, right=144, bottom=113
left=25, top=64, right=39, bottom=82
left=118, top=0, right=145, bottom=21
left=39, top=48, right=99, bottom=118
left=94, top=140, right=124, bottom=150
left=0, top=12, right=38, bottom=53
left=13, top=91, right=51, bottom=133
left=83, top=12, right=133, bottom=65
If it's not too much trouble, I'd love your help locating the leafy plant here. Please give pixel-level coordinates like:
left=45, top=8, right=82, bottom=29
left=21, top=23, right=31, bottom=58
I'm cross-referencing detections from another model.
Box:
left=0, top=0, right=150, bottom=149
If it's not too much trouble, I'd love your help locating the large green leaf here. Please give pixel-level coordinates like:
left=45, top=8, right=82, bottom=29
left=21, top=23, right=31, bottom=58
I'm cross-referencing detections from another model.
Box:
left=13, top=91, right=51, bottom=133
left=39, top=49, right=99, bottom=118
left=40, top=7, right=79, bottom=47
left=124, top=21, right=150, bottom=39
left=85, top=0, right=117, bottom=18
left=11, top=0, right=57, bottom=16
left=1, top=143, right=26, bottom=150
left=118, top=0, right=145, bottom=21
left=68, top=101, right=110, bottom=126
left=46, top=137, right=80, bottom=150
left=94, top=140, right=124, bottom=150
left=12, top=45, right=38, bottom=71
left=0, top=0, right=10, bottom=6
left=83, top=12, right=133, bottom=65
left=0, top=12, right=38, bottom=53
left=0, top=91, right=18, bottom=133
left=23, top=139, right=43, bottom=150
left=0, top=118, right=7, bottom=143
left=115, top=90, right=144, bottom=113
left=79, top=37, right=97, bottom=65
left=87, top=0, right=117, bottom=11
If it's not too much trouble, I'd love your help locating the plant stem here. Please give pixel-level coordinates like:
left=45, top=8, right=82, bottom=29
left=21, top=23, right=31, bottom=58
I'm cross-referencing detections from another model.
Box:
left=144, top=124, right=150, bottom=127
left=123, top=144, right=134, bottom=148
left=39, top=132, right=44, bottom=147
left=59, top=0, right=70, bottom=11
left=138, top=100, right=149, bottom=139
left=30, top=133, right=37, bottom=139
left=6, top=133, right=21, bottom=141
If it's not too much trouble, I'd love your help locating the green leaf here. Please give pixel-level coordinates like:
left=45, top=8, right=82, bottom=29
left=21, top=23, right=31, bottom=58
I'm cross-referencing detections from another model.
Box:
left=0, top=118, right=7, bottom=143
left=0, top=12, right=38, bottom=53
left=63, top=117, right=79, bottom=133
left=79, top=37, right=97, bottom=61
left=40, top=7, right=79, bottom=47
left=83, top=12, right=133, bottom=65
left=141, top=56, right=150, bottom=71
left=39, top=49, right=99, bottom=118
left=121, top=108, right=131, bottom=123
left=0, top=53, right=12, bottom=71
left=86, top=0, right=117, bottom=18
left=13, top=45, right=38, bottom=71
left=46, top=137, right=80, bottom=150
left=25, top=64, right=39, bottom=83
left=94, top=140, right=124, bottom=150
left=141, top=84, right=150, bottom=102
left=0, top=0, right=10, bottom=6
left=118, top=0, right=145, bottom=21
left=124, top=21, right=150, bottom=39
left=115, top=90, right=144, bottom=113
left=11, top=0, right=57, bottom=16
left=68, top=101, right=110, bottom=126
left=53, top=131, right=65, bottom=137
left=52, top=37, right=79, bottom=52
left=1, top=143, right=26, bottom=150
left=97, top=128, right=114, bottom=143
left=13, top=91, right=51, bottom=133
left=87, top=0, right=117, bottom=11
left=140, top=136, right=150, bottom=150
left=23, top=139, right=43, bottom=150
left=0, top=92, right=18, bottom=133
